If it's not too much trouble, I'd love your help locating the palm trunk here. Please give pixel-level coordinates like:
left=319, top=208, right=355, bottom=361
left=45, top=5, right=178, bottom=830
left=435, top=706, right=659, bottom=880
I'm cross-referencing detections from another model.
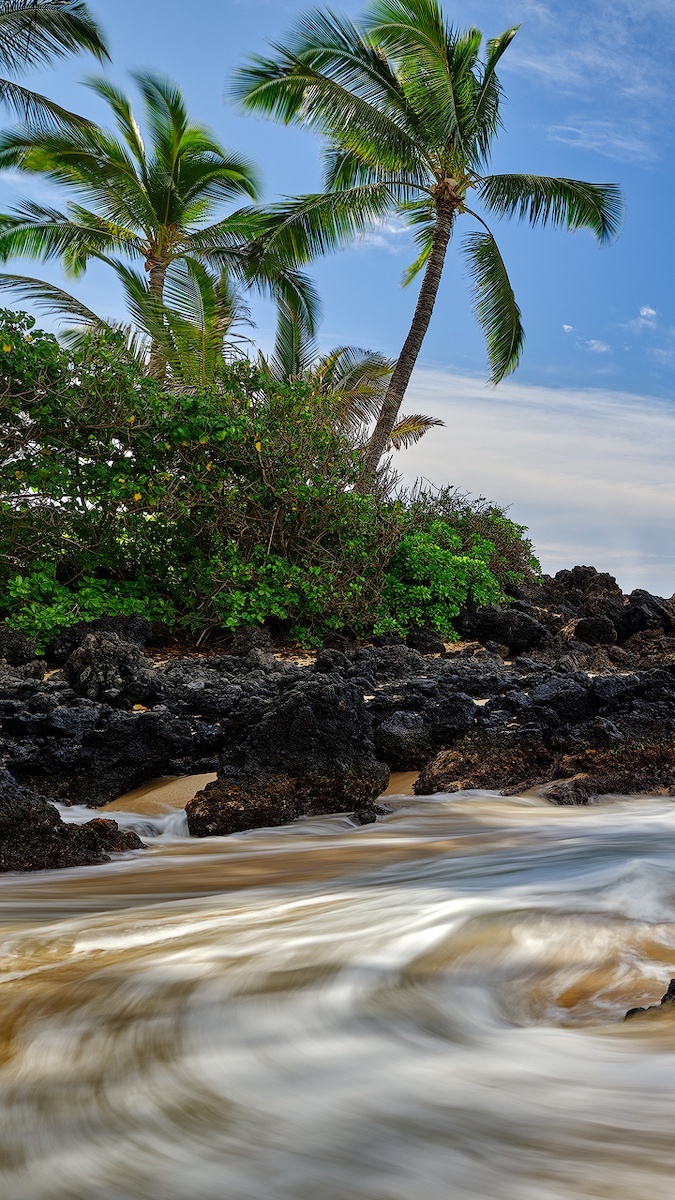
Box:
left=147, top=260, right=167, bottom=383
left=360, top=199, right=454, bottom=484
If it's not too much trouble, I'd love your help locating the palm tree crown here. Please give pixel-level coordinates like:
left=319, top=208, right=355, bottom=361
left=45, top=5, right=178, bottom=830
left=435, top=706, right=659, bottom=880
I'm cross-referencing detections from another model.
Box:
left=0, top=70, right=317, bottom=364
left=233, top=0, right=623, bottom=476
left=0, top=0, right=108, bottom=126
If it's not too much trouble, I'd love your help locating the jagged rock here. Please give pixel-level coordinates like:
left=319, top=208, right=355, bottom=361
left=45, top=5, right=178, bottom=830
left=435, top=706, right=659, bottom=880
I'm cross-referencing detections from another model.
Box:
left=228, top=624, right=274, bottom=657
left=573, top=615, right=618, bottom=645
left=186, top=675, right=389, bottom=837
left=405, top=626, right=446, bottom=655
left=467, top=606, right=550, bottom=656
left=625, top=979, right=675, bottom=1021
left=48, top=615, right=168, bottom=665
left=0, top=622, right=38, bottom=666
left=0, top=771, right=144, bottom=872
left=63, top=633, right=161, bottom=708
left=2, top=704, right=218, bottom=807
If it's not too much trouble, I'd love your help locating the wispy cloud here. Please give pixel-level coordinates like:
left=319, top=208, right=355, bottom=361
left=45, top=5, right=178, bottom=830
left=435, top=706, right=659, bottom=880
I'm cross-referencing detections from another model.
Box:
left=355, top=216, right=410, bottom=254
left=586, top=339, right=611, bottom=353
left=545, top=120, right=657, bottom=163
left=401, top=367, right=675, bottom=594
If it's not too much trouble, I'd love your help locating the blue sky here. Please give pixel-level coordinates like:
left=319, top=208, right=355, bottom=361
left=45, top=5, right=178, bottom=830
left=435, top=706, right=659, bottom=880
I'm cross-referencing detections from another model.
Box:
left=2, top=0, right=675, bottom=591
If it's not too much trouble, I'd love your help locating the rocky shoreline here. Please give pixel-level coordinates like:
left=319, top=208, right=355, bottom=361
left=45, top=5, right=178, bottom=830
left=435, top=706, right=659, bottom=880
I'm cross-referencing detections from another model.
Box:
left=3, top=565, right=675, bottom=870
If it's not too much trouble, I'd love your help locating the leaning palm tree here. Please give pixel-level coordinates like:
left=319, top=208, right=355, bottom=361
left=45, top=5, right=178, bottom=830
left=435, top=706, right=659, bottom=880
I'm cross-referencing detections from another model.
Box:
left=0, top=258, right=253, bottom=387
left=0, top=70, right=317, bottom=372
left=233, top=0, right=623, bottom=479
left=265, top=304, right=443, bottom=451
left=0, top=0, right=107, bottom=126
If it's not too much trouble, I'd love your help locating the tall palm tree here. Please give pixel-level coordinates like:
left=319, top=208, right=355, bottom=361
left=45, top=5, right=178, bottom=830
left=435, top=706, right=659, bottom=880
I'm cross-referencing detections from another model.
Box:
left=0, top=258, right=253, bottom=387
left=0, top=70, right=317, bottom=372
left=232, top=0, right=623, bottom=479
left=265, top=304, right=443, bottom=451
left=0, top=0, right=107, bottom=126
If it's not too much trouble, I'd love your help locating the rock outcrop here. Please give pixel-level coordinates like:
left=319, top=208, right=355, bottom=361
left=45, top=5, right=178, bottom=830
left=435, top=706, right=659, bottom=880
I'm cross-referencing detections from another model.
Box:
left=0, top=771, right=143, bottom=872
left=186, top=673, right=389, bottom=836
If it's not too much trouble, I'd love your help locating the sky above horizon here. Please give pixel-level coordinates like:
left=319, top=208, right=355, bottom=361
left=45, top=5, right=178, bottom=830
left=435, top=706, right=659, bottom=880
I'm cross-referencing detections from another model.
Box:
left=1, top=0, right=674, bottom=593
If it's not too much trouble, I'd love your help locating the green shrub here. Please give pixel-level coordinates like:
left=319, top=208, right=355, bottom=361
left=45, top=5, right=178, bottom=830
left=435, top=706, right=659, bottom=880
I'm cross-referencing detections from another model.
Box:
left=0, top=311, right=539, bottom=647
left=375, top=520, right=503, bottom=639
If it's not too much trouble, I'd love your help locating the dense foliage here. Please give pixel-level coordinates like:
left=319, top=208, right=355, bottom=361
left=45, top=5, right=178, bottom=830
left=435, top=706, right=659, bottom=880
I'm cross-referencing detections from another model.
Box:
left=0, top=312, right=538, bottom=648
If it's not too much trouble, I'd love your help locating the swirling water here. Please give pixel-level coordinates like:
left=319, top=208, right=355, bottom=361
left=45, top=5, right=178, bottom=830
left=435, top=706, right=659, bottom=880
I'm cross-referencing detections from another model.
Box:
left=3, top=789, right=675, bottom=1198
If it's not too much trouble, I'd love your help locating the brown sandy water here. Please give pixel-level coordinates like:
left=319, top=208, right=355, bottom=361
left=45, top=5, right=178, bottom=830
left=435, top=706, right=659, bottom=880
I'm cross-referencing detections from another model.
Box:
left=4, top=779, right=675, bottom=1198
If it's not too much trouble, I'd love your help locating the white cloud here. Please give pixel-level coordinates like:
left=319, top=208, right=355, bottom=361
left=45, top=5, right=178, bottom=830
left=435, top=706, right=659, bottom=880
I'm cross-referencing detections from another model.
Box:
left=627, top=305, right=659, bottom=332
left=355, top=217, right=410, bottom=254
left=562, top=324, right=573, bottom=333
left=399, top=367, right=675, bottom=595
left=586, top=339, right=611, bottom=353
left=545, top=120, right=656, bottom=163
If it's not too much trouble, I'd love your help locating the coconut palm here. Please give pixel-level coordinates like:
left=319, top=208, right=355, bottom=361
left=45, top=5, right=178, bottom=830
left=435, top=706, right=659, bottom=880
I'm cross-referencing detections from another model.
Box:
left=0, top=70, right=317, bottom=373
left=265, top=304, right=443, bottom=452
left=0, top=0, right=107, bottom=126
left=0, top=258, right=253, bottom=387
left=233, top=0, right=623, bottom=478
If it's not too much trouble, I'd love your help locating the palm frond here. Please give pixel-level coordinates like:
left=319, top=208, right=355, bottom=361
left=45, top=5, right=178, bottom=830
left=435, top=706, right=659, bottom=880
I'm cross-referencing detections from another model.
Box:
left=387, top=411, right=444, bottom=448
left=0, top=270, right=100, bottom=323
left=478, top=174, right=624, bottom=244
left=0, top=1, right=108, bottom=72
left=463, top=226, right=523, bottom=382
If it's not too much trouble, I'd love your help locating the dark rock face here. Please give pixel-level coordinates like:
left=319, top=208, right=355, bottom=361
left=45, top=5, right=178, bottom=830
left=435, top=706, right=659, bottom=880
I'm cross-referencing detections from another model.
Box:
left=467, top=606, right=550, bottom=656
left=47, top=615, right=167, bottom=665
left=0, top=622, right=38, bottom=666
left=63, top=633, right=161, bottom=708
left=415, top=660, right=675, bottom=801
left=228, top=624, right=274, bottom=657
left=625, top=979, right=675, bottom=1021
left=573, top=615, right=618, bottom=646
left=186, top=674, right=389, bottom=836
left=405, top=626, right=446, bottom=655
left=0, top=771, right=143, bottom=872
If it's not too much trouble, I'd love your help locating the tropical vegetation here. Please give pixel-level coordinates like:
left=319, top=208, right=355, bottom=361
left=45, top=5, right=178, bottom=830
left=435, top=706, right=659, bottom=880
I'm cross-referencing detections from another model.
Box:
left=0, top=310, right=537, bottom=647
left=233, top=0, right=624, bottom=476
left=0, top=0, right=107, bottom=126
left=0, top=70, right=316, bottom=381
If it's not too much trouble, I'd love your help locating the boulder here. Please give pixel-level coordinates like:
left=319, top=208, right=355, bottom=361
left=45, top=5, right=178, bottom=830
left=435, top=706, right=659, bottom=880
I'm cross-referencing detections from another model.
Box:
left=63, top=633, right=161, bottom=708
left=469, top=606, right=550, bottom=656
left=626, top=979, right=675, bottom=1021
left=573, top=615, right=618, bottom=645
left=0, top=622, right=38, bottom=666
left=48, top=615, right=168, bottom=664
left=186, top=674, right=389, bottom=836
left=405, top=626, right=446, bottom=655
left=0, top=771, right=143, bottom=872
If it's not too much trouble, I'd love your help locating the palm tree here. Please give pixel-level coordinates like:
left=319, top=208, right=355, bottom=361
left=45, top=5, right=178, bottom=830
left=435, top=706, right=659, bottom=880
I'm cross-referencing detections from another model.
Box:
left=0, top=0, right=107, bottom=126
left=265, top=304, right=443, bottom=452
left=0, top=70, right=317, bottom=373
left=0, top=259, right=253, bottom=387
left=232, top=0, right=623, bottom=479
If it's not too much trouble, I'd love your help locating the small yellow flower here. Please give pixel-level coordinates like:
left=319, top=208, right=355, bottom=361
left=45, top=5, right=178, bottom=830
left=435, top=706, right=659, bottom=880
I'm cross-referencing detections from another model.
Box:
left=14, top=470, right=23, bottom=480
left=255, top=441, right=262, bottom=452
left=25, top=335, right=33, bottom=342
left=206, top=461, right=213, bottom=471
left=128, top=414, right=136, bottom=423
left=133, top=492, right=142, bottom=502
left=2, top=342, right=12, bottom=353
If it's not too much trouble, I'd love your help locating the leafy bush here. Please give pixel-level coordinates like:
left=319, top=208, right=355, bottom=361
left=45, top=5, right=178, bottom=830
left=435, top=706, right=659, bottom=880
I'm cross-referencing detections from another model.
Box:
left=376, top=521, right=504, bottom=639
left=0, top=311, right=539, bottom=648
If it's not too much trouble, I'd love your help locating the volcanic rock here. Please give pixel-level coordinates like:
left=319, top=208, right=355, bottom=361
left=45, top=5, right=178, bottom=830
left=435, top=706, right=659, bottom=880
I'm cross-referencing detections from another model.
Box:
left=0, top=770, right=144, bottom=872
left=186, top=674, right=389, bottom=836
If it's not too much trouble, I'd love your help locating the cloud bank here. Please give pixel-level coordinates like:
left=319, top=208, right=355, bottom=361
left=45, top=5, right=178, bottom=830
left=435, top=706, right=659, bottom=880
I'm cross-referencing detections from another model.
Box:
left=400, top=369, right=675, bottom=596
